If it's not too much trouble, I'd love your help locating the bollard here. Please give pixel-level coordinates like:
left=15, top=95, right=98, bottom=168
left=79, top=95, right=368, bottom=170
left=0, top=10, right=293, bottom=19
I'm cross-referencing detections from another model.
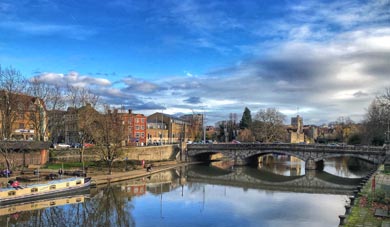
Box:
left=345, top=205, right=351, bottom=215
left=349, top=196, right=355, bottom=206
left=339, top=215, right=346, bottom=225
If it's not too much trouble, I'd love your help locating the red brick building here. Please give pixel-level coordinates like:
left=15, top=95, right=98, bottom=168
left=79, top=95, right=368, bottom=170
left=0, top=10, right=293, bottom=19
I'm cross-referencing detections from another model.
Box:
left=119, top=110, right=147, bottom=146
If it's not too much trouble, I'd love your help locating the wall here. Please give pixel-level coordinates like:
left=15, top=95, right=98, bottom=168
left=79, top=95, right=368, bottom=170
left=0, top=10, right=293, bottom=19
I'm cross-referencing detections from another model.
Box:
left=289, top=132, right=305, bottom=143
left=50, top=145, right=179, bottom=163
left=0, top=150, right=48, bottom=169
left=123, top=145, right=178, bottom=161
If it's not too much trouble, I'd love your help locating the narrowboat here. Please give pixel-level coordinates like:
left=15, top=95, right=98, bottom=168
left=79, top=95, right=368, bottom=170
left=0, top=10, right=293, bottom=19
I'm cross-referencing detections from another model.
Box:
left=0, top=177, right=91, bottom=205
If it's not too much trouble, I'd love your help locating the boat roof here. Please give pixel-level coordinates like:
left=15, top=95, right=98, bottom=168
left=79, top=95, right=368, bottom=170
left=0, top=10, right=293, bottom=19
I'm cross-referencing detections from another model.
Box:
left=0, top=177, right=84, bottom=192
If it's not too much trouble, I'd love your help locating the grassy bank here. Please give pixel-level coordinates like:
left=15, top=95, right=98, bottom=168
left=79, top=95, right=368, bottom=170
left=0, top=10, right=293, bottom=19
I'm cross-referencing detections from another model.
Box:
left=345, top=167, right=390, bottom=226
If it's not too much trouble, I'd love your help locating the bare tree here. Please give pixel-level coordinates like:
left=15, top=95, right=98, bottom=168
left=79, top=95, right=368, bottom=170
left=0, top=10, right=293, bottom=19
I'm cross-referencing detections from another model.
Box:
left=251, top=108, right=286, bottom=143
left=363, top=88, right=390, bottom=145
left=89, top=106, right=126, bottom=174
left=0, top=65, right=28, bottom=140
left=66, top=85, right=99, bottom=108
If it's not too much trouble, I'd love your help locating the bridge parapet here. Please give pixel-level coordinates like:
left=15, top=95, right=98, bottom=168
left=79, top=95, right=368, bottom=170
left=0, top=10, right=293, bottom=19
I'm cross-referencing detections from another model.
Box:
left=188, top=143, right=385, bottom=153
left=187, top=143, right=386, bottom=169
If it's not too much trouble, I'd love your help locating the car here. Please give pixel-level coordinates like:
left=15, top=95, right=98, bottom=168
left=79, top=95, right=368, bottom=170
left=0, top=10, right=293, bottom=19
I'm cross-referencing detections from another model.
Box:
left=56, top=143, right=70, bottom=149
left=83, top=143, right=94, bottom=148
left=71, top=143, right=82, bottom=148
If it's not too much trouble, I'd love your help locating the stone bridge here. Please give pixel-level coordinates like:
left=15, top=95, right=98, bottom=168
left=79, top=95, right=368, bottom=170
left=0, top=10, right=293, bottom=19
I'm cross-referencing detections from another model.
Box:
left=187, top=165, right=363, bottom=195
left=187, top=143, right=387, bottom=170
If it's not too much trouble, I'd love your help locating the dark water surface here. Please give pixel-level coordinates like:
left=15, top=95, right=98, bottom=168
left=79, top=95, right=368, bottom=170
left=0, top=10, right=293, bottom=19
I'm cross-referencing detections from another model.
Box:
left=0, top=156, right=375, bottom=227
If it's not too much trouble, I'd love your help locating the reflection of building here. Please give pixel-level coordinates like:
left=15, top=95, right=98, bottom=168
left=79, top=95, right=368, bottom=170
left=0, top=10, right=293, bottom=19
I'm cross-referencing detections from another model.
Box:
left=290, top=156, right=302, bottom=176
left=121, top=183, right=146, bottom=196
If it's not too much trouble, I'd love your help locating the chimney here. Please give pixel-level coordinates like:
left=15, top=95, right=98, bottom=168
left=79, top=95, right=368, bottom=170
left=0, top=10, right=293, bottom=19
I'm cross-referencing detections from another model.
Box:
left=128, top=109, right=132, bottom=114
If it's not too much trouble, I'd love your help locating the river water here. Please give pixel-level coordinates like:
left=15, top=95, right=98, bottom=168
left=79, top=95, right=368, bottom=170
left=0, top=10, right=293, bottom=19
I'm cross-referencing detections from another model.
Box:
left=0, top=156, right=375, bottom=227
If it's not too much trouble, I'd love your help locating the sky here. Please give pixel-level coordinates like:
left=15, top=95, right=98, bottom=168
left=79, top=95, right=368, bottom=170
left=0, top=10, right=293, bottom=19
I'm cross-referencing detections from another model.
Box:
left=0, top=0, right=389, bottom=125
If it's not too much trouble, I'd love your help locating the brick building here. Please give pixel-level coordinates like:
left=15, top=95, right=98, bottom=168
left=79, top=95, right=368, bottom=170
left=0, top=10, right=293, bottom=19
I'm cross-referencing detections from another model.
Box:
left=119, top=109, right=147, bottom=146
left=0, top=90, right=48, bottom=141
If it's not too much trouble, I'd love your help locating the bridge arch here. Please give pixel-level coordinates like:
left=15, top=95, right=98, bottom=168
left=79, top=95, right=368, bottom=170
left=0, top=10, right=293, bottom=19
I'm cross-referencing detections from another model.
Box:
left=187, top=143, right=386, bottom=170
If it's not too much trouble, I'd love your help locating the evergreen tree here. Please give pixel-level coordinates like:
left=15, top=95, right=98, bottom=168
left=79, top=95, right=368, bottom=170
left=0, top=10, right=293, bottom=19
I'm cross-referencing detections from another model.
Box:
left=239, top=107, right=252, bottom=129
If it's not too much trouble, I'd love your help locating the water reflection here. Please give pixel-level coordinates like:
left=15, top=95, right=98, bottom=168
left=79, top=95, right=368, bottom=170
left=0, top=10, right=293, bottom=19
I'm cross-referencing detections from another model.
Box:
left=258, top=154, right=305, bottom=176
left=257, top=154, right=375, bottom=178
left=324, top=157, right=375, bottom=178
left=0, top=157, right=376, bottom=227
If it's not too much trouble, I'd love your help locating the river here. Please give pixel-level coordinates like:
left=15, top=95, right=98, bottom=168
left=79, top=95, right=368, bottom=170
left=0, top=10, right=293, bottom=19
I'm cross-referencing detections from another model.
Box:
left=0, top=156, right=376, bottom=227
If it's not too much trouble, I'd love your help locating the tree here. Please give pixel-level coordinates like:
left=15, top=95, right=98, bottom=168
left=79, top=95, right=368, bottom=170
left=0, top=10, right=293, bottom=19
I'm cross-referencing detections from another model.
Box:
left=27, top=76, right=68, bottom=143
left=239, top=107, right=252, bottom=129
left=89, top=106, right=126, bottom=175
left=0, top=65, right=28, bottom=140
left=363, top=88, right=390, bottom=145
left=251, top=108, right=286, bottom=143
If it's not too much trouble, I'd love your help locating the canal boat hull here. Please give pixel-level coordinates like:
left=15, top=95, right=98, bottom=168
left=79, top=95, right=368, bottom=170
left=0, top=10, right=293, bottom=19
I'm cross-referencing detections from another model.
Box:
left=0, top=177, right=91, bottom=206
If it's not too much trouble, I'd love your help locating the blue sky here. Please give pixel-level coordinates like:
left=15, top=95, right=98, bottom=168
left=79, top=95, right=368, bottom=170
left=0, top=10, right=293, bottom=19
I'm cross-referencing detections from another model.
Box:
left=0, top=0, right=389, bottom=125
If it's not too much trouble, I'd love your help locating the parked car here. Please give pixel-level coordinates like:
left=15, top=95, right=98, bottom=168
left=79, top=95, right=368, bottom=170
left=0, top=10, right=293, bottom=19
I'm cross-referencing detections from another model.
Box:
left=56, top=143, right=70, bottom=149
left=83, top=143, right=94, bottom=148
left=71, top=143, right=82, bottom=148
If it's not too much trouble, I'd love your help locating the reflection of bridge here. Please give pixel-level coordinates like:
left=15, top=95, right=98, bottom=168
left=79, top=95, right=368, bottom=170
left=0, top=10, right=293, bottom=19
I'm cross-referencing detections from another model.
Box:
left=187, top=143, right=386, bottom=169
left=187, top=165, right=363, bottom=195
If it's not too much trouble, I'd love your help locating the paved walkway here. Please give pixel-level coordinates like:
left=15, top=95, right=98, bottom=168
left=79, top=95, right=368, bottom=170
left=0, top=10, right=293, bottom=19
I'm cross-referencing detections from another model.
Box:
left=88, top=161, right=187, bottom=185
left=0, top=161, right=188, bottom=187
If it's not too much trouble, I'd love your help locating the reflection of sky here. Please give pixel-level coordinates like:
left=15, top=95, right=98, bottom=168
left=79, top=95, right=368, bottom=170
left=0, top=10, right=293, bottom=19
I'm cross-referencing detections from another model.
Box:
left=131, top=183, right=347, bottom=227
left=323, top=157, right=374, bottom=178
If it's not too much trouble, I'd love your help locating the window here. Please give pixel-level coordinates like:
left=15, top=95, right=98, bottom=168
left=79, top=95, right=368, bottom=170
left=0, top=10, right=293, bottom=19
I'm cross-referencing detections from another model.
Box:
left=136, top=118, right=139, bottom=123
left=8, top=191, right=16, bottom=196
left=136, top=133, right=140, bottom=138
left=141, top=133, right=145, bottom=138
left=141, top=119, right=145, bottom=123
left=50, top=185, right=56, bottom=190
left=76, top=180, right=82, bottom=185
left=31, top=188, right=38, bottom=193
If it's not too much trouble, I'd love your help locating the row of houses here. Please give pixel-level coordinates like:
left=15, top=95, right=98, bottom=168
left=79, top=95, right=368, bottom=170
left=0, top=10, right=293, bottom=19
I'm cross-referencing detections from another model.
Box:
left=0, top=92, right=201, bottom=146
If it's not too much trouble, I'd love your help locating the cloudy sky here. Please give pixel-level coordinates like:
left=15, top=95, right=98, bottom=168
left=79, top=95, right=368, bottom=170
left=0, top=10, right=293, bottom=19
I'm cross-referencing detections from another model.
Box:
left=1, top=0, right=389, bottom=125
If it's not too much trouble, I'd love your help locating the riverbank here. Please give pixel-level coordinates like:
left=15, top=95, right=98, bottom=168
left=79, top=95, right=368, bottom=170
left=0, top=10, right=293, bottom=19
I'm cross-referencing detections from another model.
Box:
left=0, top=161, right=191, bottom=187
left=343, top=165, right=390, bottom=226
left=88, top=161, right=189, bottom=185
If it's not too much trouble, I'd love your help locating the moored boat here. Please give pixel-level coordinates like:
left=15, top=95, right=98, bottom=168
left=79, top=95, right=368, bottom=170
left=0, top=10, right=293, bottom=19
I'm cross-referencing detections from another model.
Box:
left=0, top=177, right=91, bottom=205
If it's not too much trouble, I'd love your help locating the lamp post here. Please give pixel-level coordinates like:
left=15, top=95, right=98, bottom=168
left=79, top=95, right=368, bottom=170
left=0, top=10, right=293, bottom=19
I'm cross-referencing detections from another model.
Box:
left=385, top=120, right=390, bottom=144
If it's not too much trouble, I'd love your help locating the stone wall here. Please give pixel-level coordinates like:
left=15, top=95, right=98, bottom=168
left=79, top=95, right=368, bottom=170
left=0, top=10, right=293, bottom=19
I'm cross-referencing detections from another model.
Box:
left=0, top=150, right=49, bottom=169
left=50, top=145, right=179, bottom=163
left=123, top=145, right=179, bottom=161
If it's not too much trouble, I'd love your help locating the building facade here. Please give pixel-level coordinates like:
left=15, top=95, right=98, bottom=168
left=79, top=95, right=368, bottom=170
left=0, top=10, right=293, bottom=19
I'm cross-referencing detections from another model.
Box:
left=0, top=91, right=48, bottom=141
left=147, top=112, right=190, bottom=145
left=119, top=110, right=147, bottom=146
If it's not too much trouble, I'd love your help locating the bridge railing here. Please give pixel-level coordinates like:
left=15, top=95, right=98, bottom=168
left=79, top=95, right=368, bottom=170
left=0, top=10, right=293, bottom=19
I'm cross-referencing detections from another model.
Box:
left=187, top=143, right=385, bottom=153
